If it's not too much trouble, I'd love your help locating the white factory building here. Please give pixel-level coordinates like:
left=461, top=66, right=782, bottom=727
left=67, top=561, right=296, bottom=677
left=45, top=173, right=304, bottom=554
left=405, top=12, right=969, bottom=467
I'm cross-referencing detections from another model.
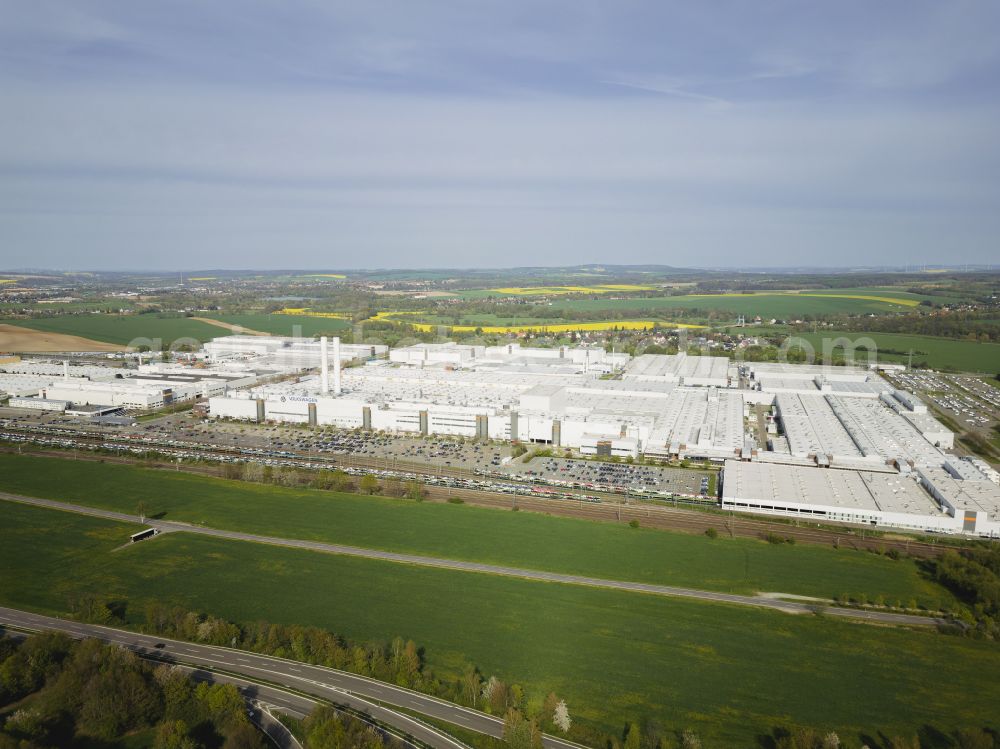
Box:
left=201, top=334, right=1000, bottom=537
left=7, top=335, right=990, bottom=537
left=1, top=354, right=266, bottom=414
left=722, top=458, right=1000, bottom=537
left=388, top=342, right=630, bottom=374
left=6, top=396, right=71, bottom=412
left=769, top=389, right=953, bottom=468
left=203, top=335, right=387, bottom=369
left=624, top=352, right=732, bottom=388
left=208, top=340, right=744, bottom=459
left=40, top=380, right=196, bottom=410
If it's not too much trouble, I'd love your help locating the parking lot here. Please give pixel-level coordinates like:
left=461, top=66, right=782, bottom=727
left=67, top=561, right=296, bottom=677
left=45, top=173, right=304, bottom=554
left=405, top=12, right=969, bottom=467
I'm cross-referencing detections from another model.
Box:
left=0, top=402, right=724, bottom=494
left=504, top=456, right=713, bottom=497
left=887, top=371, right=1000, bottom=460
left=299, top=431, right=510, bottom=473
left=48, top=412, right=515, bottom=473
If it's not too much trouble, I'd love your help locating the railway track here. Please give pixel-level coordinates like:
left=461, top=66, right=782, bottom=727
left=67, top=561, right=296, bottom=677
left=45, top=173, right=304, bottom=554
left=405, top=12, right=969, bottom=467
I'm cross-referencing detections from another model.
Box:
left=422, top=486, right=944, bottom=557
left=0, top=425, right=963, bottom=559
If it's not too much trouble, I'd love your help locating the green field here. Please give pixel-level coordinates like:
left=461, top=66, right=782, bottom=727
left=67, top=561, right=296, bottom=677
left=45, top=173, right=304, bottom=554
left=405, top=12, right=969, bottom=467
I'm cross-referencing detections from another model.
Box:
left=804, top=287, right=970, bottom=304
left=1, top=501, right=998, bottom=746
left=203, top=313, right=351, bottom=337
left=2, top=315, right=225, bottom=347
left=0, top=454, right=955, bottom=606
left=791, top=331, right=1000, bottom=372
left=0, top=300, right=139, bottom=314
left=548, top=292, right=925, bottom=319
left=389, top=313, right=573, bottom=327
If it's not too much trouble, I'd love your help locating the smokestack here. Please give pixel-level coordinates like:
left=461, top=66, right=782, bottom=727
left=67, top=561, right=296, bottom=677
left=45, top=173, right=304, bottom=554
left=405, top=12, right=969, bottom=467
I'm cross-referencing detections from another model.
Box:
left=333, top=337, right=342, bottom=395
left=320, top=336, right=330, bottom=394
left=64, top=360, right=69, bottom=380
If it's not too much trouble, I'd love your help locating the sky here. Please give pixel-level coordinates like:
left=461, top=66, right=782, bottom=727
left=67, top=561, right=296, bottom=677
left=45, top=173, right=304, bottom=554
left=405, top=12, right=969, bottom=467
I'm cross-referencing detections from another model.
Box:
left=0, top=1, right=998, bottom=271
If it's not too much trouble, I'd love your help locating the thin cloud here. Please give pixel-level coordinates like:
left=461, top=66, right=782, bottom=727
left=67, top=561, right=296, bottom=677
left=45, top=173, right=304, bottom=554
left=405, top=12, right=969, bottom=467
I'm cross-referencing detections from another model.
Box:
left=0, top=1, right=998, bottom=268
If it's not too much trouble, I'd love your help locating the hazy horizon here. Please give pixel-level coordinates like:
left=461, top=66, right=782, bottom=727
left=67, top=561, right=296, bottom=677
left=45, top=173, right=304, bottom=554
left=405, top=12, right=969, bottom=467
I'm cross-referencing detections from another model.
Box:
left=1, top=262, right=996, bottom=275
left=2, top=1, right=999, bottom=270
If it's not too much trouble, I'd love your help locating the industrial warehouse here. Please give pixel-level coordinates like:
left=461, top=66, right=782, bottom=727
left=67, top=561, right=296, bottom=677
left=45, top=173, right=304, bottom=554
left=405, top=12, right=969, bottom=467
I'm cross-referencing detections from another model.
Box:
left=2, top=333, right=999, bottom=537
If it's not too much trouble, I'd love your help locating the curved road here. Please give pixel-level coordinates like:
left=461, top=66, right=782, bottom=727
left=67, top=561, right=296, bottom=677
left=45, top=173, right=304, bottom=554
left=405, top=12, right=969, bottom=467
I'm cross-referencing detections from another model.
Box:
left=0, top=607, right=593, bottom=749
left=0, top=491, right=948, bottom=628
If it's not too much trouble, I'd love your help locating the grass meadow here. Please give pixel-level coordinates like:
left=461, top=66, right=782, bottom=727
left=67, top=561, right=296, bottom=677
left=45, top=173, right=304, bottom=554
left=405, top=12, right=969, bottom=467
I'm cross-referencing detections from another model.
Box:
left=790, top=331, right=1000, bottom=372
left=0, top=454, right=956, bottom=607
left=203, top=313, right=351, bottom=337
left=548, top=293, right=924, bottom=319
left=2, top=315, right=226, bottom=347
left=1, top=501, right=998, bottom=746
left=0, top=312, right=352, bottom=347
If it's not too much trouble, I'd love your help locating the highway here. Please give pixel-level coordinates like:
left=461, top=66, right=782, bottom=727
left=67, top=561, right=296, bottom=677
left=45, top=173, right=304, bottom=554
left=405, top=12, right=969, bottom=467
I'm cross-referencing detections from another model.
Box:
left=1, top=491, right=948, bottom=628
left=0, top=606, right=585, bottom=749
left=2, top=624, right=311, bottom=749
left=173, top=666, right=310, bottom=749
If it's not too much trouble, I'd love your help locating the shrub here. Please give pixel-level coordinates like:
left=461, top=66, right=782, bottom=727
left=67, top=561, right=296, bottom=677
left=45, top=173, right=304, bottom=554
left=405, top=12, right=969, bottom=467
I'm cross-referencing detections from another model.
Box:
left=764, top=533, right=794, bottom=545
left=447, top=497, right=464, bottom=504
left=628, top=519, right=640, bottom=529
left=705, top=527, right=718, bottom=539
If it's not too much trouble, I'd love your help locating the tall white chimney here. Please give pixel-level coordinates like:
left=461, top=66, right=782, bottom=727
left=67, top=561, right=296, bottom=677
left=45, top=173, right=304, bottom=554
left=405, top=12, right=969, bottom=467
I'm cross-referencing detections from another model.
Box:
left=320, top=336, right=330, bottom=394
left=64, top=360, right=69, bottom=380
left=333, top=337, right=342, bottom=395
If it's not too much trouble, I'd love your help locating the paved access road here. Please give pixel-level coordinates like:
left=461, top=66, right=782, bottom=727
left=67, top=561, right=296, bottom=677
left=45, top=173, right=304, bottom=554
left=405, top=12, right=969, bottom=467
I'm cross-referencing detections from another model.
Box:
left=0, top=491, right=948, bottom=628
left=0, top=607, right=591, bottom=749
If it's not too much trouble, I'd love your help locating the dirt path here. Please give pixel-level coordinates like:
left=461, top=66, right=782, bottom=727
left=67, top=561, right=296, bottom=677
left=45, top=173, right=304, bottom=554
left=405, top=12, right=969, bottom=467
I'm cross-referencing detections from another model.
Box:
left=0, top=443, right=950, bottom=560
left=0, top=491, right=947, bottom=628
left=0, top=323, right=126, bottom=353
left=190, top=317, right=270, bottom=336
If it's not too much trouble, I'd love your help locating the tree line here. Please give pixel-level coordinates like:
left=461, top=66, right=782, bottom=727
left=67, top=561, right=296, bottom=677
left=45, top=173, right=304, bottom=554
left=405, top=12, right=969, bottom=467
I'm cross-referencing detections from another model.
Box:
left=303, top=706, right=405, bottom=749
left=933, top=546, right=1000, bottom=639
left=60, top=596, right=1000, bottom=748
left=814, top=311, right=1000, bottom=343
left=68, top=599, right=583, bottom=747
left=218, top=462, right=425, bottom=499
left=0, top=631, right=263, bottom=749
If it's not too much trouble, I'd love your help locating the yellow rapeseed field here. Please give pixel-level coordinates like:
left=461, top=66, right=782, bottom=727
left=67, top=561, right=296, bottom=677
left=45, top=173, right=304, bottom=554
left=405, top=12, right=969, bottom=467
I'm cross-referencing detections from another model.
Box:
left=408, top=320, right=703, bottom=333
left=800, top=293, right=920, bottom=307
left=365, top=310, right=702, bottom=333
left=678, top=291, right=920, bottom=307
left=278, top=308, right=351, bottom=319
left=370, top=311, right=421, bottom=321
left=491, top=284, right=657, bottom=295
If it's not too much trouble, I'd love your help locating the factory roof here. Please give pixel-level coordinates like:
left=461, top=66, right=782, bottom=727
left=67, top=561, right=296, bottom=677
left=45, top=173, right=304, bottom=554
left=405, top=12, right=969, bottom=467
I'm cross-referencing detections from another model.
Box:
left=918, top=466, right=1000, bottom=521
left=827, top=396, right=944, bottom=464
left=623, top=353, right=730, bottom=382
left=744, top=362, right=871, bottom=381
left=775, top=393, right=861, bottom=459
left=723, top=459, right=941, bottom=516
